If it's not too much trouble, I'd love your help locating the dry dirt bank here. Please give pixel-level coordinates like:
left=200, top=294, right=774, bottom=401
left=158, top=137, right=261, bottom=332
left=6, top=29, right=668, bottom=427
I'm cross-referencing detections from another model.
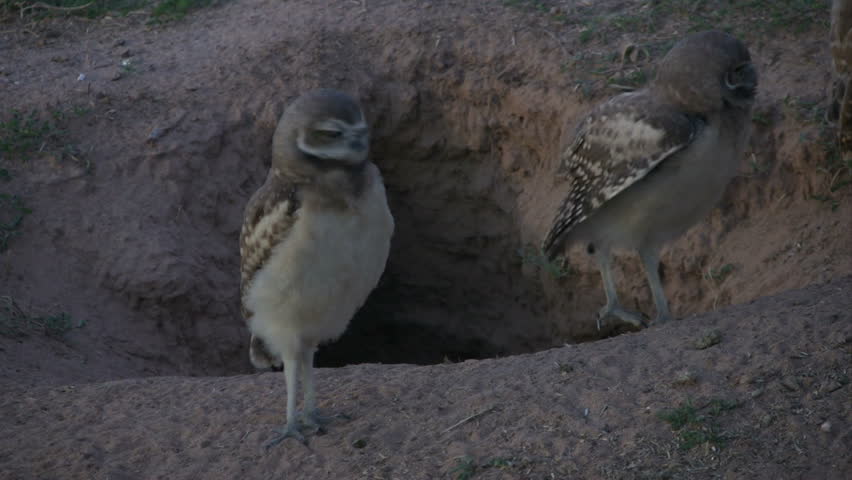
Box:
left=0, top=0, right=850, bottom=478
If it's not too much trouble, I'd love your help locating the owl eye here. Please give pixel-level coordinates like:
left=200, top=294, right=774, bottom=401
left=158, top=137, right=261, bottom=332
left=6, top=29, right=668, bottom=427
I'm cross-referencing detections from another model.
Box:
left=316, top=129, right=342, bottom=139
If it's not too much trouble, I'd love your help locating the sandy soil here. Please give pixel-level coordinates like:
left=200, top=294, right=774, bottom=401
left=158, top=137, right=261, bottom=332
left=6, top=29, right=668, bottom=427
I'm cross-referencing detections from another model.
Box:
left=0, top=0, right=850, bottom=478
left=1, top=277, right=850, bottom=479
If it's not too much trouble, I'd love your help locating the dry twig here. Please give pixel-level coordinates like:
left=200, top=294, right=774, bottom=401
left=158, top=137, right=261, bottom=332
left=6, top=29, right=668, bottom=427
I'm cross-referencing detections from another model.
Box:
left=17, top=1, right=93, bottom=18
left=442, top=405, right=497, bottom=434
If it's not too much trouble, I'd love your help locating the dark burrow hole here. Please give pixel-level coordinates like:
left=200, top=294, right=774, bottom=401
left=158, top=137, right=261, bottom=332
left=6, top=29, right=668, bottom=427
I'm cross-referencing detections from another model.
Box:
left=309, top=171, right=551, bottom=367
left=310, top=165, right=561, bottom=366
left=314, top=269, right=634, bottom=368
left=315, top=278, right=504, bottom=368
left=315, top=300, right=496, bottom=368
left=236, top=85, right=610, bottom=370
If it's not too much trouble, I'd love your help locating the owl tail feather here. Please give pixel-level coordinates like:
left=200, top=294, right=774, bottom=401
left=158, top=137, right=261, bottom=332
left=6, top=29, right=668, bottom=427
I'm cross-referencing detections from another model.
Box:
left=541, top=224, right=568, bottom=261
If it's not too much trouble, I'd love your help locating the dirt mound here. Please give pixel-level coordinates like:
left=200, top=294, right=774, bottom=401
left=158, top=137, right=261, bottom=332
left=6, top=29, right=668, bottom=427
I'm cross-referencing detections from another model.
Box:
left=2, top=276, right=850, bottom=479
left=2, top=0, right=850, bottom=381
left=0, top=0, right=850, bottom=477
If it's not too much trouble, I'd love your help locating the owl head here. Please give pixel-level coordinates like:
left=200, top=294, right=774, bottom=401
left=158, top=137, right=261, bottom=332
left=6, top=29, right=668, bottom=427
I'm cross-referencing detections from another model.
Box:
left=272, top=89, right=370, bottom=174
left=655, top=30, right=758, bottom=112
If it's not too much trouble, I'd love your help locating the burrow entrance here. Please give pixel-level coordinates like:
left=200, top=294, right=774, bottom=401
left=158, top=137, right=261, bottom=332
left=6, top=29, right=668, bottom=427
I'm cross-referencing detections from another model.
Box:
left=311, top=83, right=593, bottom=368
left=244, top=79, right=637, bottom=370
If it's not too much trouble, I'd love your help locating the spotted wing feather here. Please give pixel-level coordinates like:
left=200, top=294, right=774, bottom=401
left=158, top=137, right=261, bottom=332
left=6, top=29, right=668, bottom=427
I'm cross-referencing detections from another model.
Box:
left=239, top=171, right=301, bottom=322
left=542, top=91, right=699, bottom=257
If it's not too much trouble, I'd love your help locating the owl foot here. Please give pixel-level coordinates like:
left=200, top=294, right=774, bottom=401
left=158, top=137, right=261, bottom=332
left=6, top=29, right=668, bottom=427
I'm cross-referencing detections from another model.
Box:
left=264, top=423, right=306, bottom=448
left=302, top=409, right=350, bottom=434
left=597, top=304, right=647, bottom=330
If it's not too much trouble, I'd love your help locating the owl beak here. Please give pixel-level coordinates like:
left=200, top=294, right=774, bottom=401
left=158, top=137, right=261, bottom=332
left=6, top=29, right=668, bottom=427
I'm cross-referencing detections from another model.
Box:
left=738, top=62, right=757, bottom=91
left=725, top=62, right=757, bottom=100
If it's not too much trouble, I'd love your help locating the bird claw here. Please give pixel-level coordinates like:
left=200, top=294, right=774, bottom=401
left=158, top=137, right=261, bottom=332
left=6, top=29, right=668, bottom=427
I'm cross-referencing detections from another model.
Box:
left=302, top=410, right=349, bottom=434
left=262, top=410, right=350, bottom=448
left=264, top=424, right=306, bottom=448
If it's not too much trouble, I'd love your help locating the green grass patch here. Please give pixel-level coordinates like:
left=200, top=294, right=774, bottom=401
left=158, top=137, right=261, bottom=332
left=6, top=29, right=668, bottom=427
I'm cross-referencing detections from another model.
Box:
left=450, top=456, right=477, bottom=480
left=0, top=106, right=92, bottom=252
left=0, top=193, right=31, bottom=252
left=704, top=263, right=735, bottom=285
left=517, top=244, right=572, bottom=279
left=649, top=0, right=827, bottom=37
left=0, top=110, right=62, bottom=162
left=1, top=0, right=224, bottom=21
left=502, top=0, right=548, bottom=12
left=0, top=296, right=85, bottom=338
left=449, top=455, right=523, bottom=479
left=658, top=398, right=740, bottom=451
left=502, top=1, right=829, bottom=99
left=787, top=93, right=852, bottom=210
left=151, top=0, right=216, bottom=21
left=1, top=0, right=149, bottom=19
left=1, top=106, right=92, bottom=170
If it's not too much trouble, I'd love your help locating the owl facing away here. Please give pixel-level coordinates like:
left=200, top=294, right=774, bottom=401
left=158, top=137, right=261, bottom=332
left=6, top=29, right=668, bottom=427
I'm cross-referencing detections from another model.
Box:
left=542, top=31, right=757, bottom=329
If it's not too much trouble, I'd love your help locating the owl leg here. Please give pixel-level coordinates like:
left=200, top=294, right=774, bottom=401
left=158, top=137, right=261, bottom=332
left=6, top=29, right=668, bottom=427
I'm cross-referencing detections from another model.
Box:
left=594, top=248, right=647, bottom=329
left=300, top=346, right=346, bottom=433
left=639, top=247, right=673, bottom=324
left=264, top=352, right=306, bottom=447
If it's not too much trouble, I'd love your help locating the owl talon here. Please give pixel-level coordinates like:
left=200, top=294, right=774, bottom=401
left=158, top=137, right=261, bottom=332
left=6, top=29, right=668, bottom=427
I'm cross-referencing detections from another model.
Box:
left=302, top=409, right=348, bottom=434
left=264, top=424, right=306, bottom=448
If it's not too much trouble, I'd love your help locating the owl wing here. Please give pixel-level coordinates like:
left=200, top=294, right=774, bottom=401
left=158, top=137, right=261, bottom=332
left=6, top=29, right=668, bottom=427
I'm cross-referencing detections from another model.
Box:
left=239, top=171, right=301, bottom=322
left=542, top=91, right=701, bottom=257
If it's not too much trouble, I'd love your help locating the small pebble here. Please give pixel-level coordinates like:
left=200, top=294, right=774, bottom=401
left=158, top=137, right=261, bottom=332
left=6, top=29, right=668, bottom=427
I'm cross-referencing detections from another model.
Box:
left=148, top=127, right=166, bottom=142
left=820, top=421, right=832, bottom=433
left=780, top=377, right=799, bottom=392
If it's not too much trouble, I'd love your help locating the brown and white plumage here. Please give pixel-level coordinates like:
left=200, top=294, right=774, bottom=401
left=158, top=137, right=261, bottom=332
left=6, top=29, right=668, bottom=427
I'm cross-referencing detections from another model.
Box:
left=830, top=0, right=852, bottom=159
left=542, top=31, right=758, bottom=329
left=542, top=97, right=698, bottom=251
left=240, top=174, right=300, bottom=369
left=240, top=89, right=394, bottom=446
